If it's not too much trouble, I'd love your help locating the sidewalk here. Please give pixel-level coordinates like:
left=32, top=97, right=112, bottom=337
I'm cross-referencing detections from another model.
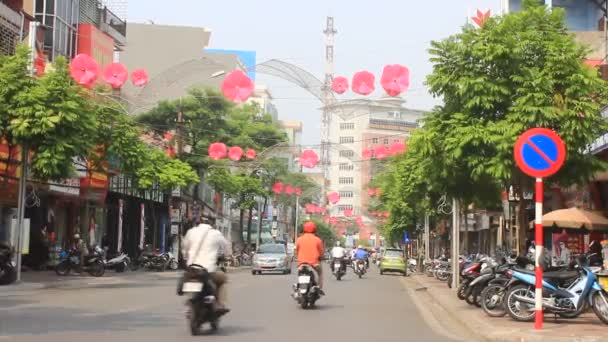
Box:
left=403, top=274, right=607, bottom=342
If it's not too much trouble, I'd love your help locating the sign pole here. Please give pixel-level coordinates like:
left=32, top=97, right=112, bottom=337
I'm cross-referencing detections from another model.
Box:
left=534, top=177, right=544, bottom=330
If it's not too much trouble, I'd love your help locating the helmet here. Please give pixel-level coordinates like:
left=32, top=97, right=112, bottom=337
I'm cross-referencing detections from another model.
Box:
left=303, top=221, right=316, bottom=233
left=74, top=234, right=80, bottom=240
left=336, top=241, right=341, bottom=247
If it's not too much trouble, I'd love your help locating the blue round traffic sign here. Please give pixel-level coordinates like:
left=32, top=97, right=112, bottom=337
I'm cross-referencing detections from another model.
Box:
left=514, top=128, right=566, bottom=178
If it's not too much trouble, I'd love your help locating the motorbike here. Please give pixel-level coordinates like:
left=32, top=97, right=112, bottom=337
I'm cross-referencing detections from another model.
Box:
left=434, top=260, right=451, bottom=282
left=332, top=257, right=346, bottom=281
left=181, top=264, right=223, bottom=335
left=408, top=259, right=417, bottom=274
left=0, top=242, right=17, bottom=285
left=457, top=258, right=484, bottom=300
left=292, top=264, right=321, bottom=309
left=55, top=246, right=105, bottom=277
left=505, top=255, right=608, bottom=324
left=103, top=248, right=131, bottom=272
left=480, top=256, right=534, bottom=317
left=354, top=259, right=367, bottom=279
left=132, top=248, right=178, bottom=271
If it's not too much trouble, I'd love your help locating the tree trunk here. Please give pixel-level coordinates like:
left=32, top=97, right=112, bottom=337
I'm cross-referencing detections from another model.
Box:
left=517, top=194, right=528, bottom=255
left=246, top=206, right=253, bottom=247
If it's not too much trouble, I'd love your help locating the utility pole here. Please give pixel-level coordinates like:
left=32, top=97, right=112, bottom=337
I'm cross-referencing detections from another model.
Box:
left=451, top=199, right=460, bottom=290
left=424, top=214, right=430, bottom=261
left=175, top=98, right=184, bottom=262
left=256, top=196, right=268, bottom=250
left=321, top=17, right=336, bottom=207
left=294, top=195, right=300, bottom=243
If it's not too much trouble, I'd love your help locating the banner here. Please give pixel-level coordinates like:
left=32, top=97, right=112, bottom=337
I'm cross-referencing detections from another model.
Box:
left=139, top=203, right=145, bottom=250
left=117, top=199, right=123, bottom=252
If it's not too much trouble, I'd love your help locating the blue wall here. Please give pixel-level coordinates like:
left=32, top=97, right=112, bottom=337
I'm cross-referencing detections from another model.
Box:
left=205, top=49, right=257, bottom=80
left=509, top=0, right=602, bottom=31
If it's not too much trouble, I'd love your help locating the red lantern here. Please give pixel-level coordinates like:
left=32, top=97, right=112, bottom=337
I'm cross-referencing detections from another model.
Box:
left=367, top=188, right=377, bottom=196
left=352, top=70, right=375, bottom=95
left=102, top=63, right=129, bottom=89
left=380, top=64, right=410, bottom=97
left=221, top=70, right=254, bottom=103
left=327, top=191, right=341, bottom=205
left=299, top=150, right=319, bottom=168
left=69, top=54, right=99, bottom=86
left=389, top=141, right=406, bottom=155
left=245, top=148, right=257, bottom=160
left=329, top=217, right=338, bottom=225
left=324, top=215, right=331, bottom=223
left=272, top=182, right=284, bottom=194
left=305, top=204, right=316, bottom=213
left=362, top=149, right=372, bottom=160
left=331, top=76, right=349, bottom=94
left=285, top=185, right=295, bottom=195
left=374, top=145, right=388, bottom=160
left=472, top=9, right=491, bottom=27
left=228, top=146, right=243, bottom=161
left=295, top=188, right=303, bottom=196
left=208, top=142, right=227, bottom=160
left=383, top=211, right=390, bottom=218
left=344, top=209, right=353, bottom=217
left=131, top=69, right=149, bottom=87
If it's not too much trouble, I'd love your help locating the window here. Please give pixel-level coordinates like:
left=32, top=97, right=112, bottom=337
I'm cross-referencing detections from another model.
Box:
left=339, top=136, right=354, bottom=144
left=338, top=205, right=354, bottom=212
left=388, top=111, right=402, bottom=119
left=339, top=191, right=354, bottom=198
left=340, top=122, right=355, bottom=130
left=372, top=138, right=378, bottom=144
left=383, top=138, right=389, bottom=144
left=339, top=150, right=354, bottom=157
left=339, top=177, right=354, bottom=185
left=339, top=163, right=354, bottom=171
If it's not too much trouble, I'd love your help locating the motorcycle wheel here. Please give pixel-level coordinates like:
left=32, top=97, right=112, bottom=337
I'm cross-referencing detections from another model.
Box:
left=472, top=285, right=484, bottom=307
left=169, top=259, right=179, bottom=271
left=210, top=320, right=219, bottom=332
left=558, top=301, right=587, bottom=319
left=189, top=304, right=200, bottom=335
left=89, top=260, right=105, bottom=277
left=481, top=285, right=506, bottom=317
left=425, top=266, right=434, bottom=277
left=436, top=271, right=450, bottom=282
left=465, top=286, right=476, bottom=305
left=0, top=265, right=17, bottom=285
left=129, top=260, right=140, bottom=271
left=591, top=291, right=608, bottom=324
left=447, top=274, right=453, bottom=288
left=300, top=299, right=308, bottom=309
left=506, top=284, right=536, bottom=322
left=336, top=273, right=342, bottom=281
left=55, top=261, right=71, bottom=276
left=358, top=273, right=362, bottom=279
left=457, top=281, right=469, bottom=300
left=115, top=262, right=126, bottom=273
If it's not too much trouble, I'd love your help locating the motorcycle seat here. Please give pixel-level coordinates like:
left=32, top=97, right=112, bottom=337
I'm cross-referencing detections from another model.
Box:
left=514, top=267, right=578, bottom=281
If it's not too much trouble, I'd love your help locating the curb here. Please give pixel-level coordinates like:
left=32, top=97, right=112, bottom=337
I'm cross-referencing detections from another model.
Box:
left=405, top=275, right=606, bottom=342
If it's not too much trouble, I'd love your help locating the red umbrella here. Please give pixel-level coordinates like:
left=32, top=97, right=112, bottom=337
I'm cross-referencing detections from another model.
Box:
left=389, top=141, right=406, bottom=155
left=352, top=70, right=375, bottom=95
left=285, top=185, right=295, bottom=195
left=380, top=64, right=410, bottom=97
left=374, top=145, right=388, bottom=159
left=299, top=150, right=319, bottom=168
left=295, top=188, right=303, bottom=196
left=245, top=148, right=257, bottom=160
left=272, top=182, right=284, bottom=194
left=331, top=76, right=349, bottom=94
left=208, top=142, right=227, bottom=160
left=327, top=191, right=341, bottom=205
left=472, top=9, right=491, bottom=27
left=69, top=54, right=99, bottom=86
left=221, top=70, right=254, bottom=103
left=228, top=146, right=243, bottom=161
left=362, top=149, right=372, bottom=160
left=102, top=63, right=128, bottom=88
left=344, top=209, right=353, bottom=217
left=131, top=69, right=149, bottom=87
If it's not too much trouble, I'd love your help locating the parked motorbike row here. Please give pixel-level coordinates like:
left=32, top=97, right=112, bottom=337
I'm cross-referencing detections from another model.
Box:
left=0, top=242, right=17, bottom=285
left=427, top=252, right=608, bottom=325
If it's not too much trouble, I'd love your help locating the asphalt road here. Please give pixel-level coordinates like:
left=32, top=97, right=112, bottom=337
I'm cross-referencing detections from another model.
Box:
left=0, top=265, right=458, bottom=342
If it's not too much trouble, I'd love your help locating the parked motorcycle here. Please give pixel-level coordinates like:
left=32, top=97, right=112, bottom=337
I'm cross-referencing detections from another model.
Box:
left=132, top=248, right=178, bottom=271
left=332, top=257, right=346, bottom=281
left=55, top=246, right=105, bottom=277
left=104, top=248, right=131, bottom=273
left=408, top=259, right=417, bottom=274
left=0, top=242, right=17, bottom=285
left=292, top=264, right=321, bottom=309
left=354, top=259, right=367, bottom=279
left=181, top=264, right=223, bottom=335
left=505, top=255, right=608, bottom=324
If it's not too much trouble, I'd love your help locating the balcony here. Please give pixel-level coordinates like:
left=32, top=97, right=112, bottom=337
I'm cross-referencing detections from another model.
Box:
left=368, top=118, right=418, bottom=131
left=99, top=6, right=126, bottom=46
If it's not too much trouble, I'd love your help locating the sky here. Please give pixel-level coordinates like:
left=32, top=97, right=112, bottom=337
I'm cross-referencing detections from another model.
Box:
left=127, top=0, right=502, bottom=145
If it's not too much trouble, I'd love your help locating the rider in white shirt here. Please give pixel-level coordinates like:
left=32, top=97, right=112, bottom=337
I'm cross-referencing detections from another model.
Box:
left=330, top=241, right=347, bottom=272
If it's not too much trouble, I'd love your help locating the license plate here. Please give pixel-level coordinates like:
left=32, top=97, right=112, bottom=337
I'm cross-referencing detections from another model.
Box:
left=298, top=275, right=311, bottom=283
left=182, top=282, right=203, bottom=292
left=334, top=263, right=341, bottom=269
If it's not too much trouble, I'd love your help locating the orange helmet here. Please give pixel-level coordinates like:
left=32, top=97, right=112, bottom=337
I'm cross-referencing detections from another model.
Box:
left=303, top=221, right=316, bottom=233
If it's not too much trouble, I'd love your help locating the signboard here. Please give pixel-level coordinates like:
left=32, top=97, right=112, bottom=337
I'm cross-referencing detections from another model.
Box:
left=170, top=209, right=181, bottom=223
left=403, top=232, right=410, bottom=243
left=514, top=128, right=566, bottom=178
left=49, top=178, right=80, bottom=196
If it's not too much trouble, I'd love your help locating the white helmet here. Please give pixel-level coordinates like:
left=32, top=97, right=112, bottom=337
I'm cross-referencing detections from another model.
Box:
left=74, top=234, right=80, bottom=239
left=336, top=241, right=341, bottom=247
left=358, top=245, right=364, bottom=249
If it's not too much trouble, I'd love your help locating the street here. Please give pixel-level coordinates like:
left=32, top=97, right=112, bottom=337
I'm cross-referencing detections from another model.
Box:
left=0, top=267, right=457, bottom=342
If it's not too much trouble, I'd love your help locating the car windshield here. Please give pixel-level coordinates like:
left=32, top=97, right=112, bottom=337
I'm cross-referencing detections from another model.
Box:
left=384, top=250, right=403, bottom=258
left=258, top=244, right=285, bottom=254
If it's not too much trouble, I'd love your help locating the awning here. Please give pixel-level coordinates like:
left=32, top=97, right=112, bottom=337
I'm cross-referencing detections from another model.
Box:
left=535, top=207, right=608, bottom=231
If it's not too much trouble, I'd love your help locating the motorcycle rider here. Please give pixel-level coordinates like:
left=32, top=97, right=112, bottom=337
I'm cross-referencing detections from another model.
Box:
left=179, top=220, right=230, bottom=315
left=72, top=234, right=87, bottom=274
left=295, top=221, right=325, bottom=295
left=354, top=245, right=369, bottom=269
left=330, top=241, right=347, bottom=272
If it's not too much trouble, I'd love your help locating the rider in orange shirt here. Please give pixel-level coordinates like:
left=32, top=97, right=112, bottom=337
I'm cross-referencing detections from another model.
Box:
left=295, top=221, right=325, bottom=295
